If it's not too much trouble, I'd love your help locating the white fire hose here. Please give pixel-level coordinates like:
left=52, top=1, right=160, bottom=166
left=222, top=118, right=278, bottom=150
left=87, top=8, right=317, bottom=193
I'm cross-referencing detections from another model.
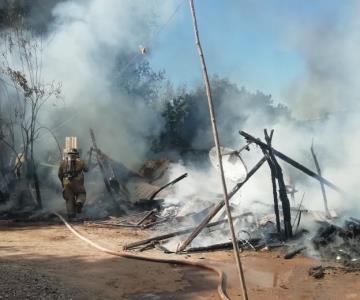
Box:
left=53, top=212, right=230, bottom=300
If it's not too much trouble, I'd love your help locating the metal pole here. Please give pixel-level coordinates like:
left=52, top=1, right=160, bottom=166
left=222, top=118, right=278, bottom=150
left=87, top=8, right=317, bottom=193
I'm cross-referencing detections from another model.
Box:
left=188, top=1, right=249, bottom=299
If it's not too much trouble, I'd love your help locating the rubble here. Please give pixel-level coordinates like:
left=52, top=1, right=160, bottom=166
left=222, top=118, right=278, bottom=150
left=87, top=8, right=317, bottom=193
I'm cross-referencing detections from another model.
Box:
left=88, top=128, right=188, bottom=215
left=1, top=127, right=359, bottom=278
left=85, top=210, right=160, bottom=229
left=123, top=212, right=253, bottom=251
left=284, top=246, right=307, bottom=259
left=308, top=265, right=325, bottom=279
left=185, top=238, right=260, bottom=253
left=176, top=156, right=267, bottom=252
left=312, top=219, right=360, bottom=268
left=77, top=129, right=358, bottom=273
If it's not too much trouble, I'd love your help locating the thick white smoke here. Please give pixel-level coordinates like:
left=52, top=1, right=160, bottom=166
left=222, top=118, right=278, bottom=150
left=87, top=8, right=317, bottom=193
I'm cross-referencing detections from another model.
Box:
left=283, top=3, right=360, bottom=119
left=1, top=1, right=359, bottom=223
left=161, top=2, right=360, bottom=224
left=277, top=3, right=360, bottom=214
left=36, top=0, right=360, bottom=220
left=39, top=0, right=177, bottom=167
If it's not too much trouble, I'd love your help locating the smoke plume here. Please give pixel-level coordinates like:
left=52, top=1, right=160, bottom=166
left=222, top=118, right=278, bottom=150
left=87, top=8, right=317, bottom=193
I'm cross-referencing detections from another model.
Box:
left=38, top=0, right=177, bottom=167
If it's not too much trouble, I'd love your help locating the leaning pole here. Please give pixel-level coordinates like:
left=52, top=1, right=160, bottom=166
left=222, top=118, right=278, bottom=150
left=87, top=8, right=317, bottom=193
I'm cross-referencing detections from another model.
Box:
left=187, top=1, right=249, bottom=299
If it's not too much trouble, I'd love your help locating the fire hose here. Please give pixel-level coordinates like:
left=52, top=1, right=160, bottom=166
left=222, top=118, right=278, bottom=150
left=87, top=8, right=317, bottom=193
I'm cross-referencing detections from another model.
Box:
left=53, top=212, right=230, bottom=300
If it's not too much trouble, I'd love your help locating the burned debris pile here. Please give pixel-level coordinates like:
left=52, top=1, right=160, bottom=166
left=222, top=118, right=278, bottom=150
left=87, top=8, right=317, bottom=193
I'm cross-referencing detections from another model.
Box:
left=1, top=126, right=359, bottom=272
left=85, top=209, right=163, bottom=229
left=308, top=265, right=326, bottom=279
left=82, top=129, right=359, bottom=271
left=312, top=218, right=360, bottom=268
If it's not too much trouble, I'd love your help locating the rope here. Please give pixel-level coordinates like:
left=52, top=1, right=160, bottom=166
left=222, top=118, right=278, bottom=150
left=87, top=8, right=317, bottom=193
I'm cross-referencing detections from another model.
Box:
left=53, top=212, right=229, bottom=300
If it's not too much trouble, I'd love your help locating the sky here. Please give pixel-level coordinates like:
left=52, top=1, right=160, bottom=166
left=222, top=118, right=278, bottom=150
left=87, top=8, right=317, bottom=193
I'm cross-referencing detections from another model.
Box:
left=147, top=0, right=354, bottom=106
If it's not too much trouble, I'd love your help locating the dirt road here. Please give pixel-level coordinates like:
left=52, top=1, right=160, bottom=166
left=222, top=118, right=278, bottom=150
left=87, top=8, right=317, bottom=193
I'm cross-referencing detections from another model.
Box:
left=1, top=222, right=359, bottom=299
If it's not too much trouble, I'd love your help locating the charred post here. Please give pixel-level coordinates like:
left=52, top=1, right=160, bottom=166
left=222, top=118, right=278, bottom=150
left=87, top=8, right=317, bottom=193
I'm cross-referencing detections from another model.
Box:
left=263, top=129, right=292, bottom=239
left=261, top=130, right=281, bottom=234
left=89, top=128, right=125, bottom=214
left=310, top=142, right=331, bottom=218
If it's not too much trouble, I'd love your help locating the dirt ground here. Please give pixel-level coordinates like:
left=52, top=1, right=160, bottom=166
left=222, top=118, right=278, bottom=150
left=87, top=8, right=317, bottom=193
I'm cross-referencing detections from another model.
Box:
left=1, top=221, right=360, bottom=300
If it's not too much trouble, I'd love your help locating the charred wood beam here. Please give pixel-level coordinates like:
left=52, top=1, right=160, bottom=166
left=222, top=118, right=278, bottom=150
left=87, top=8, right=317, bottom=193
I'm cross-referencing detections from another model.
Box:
left=137, top=241, right=156, bottom=252
left=85, top=222, right=140, bottom=228
left=270, top=166, right=281, bottom=234
left=176, top=157, right=266, bottom=252
left=105, top=211, right=151, bottom=224
left=310, top=142, right=331, bottom=218
left=86, top=210, right=159, bottom=228
left=239, top=131, right=342, bottom=193
left=140, top=218, right=170, bottom=229
left=284, top=246, right=306, bottom=259
left=263, top=129, right=292, bottom=238
left=149, top=173, right=188, bottom=200
left=90, top=129, right=117, bottom=194
left=89, top=128, right=125, bottom=214
left=292, top=192, right=306, bottom=234
left=277, top=171, right=293, bottom=238
left=261, top=130, right=281, bottom=234
left=123, top=212, right=253, bottom=250
left=136, top=210, right=156, bottom=226
left=185, top=238, right=260, bottom=253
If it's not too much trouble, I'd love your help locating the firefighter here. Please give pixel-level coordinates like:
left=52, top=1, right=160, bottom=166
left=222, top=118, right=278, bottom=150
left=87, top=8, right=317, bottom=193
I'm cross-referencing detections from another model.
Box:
left=58, top=148, right=89, bottom=218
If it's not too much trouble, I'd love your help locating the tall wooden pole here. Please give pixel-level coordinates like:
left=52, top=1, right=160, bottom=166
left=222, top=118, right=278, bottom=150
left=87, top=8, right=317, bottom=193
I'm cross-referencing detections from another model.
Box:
left=188, top=1, right=248, bottom=299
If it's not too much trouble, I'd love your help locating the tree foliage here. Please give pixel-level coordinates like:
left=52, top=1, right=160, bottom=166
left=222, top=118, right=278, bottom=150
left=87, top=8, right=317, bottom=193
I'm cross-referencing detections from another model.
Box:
left=154, top=75, right=293, bottom=153
left=113, top=54, right=166, bottom=103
